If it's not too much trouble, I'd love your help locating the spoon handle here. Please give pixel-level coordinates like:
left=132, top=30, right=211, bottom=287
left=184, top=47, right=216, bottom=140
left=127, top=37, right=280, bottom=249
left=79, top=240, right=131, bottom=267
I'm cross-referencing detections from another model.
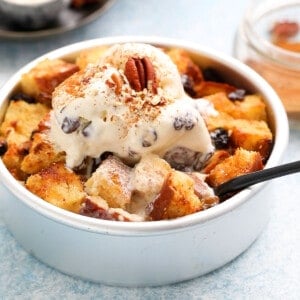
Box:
left=214, top=160, right=300, bottom=197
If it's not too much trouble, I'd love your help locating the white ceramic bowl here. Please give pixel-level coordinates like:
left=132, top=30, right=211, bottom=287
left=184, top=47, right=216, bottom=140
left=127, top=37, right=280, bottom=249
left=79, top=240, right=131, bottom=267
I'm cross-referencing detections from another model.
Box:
left=0, top=36, right=289, bottom=287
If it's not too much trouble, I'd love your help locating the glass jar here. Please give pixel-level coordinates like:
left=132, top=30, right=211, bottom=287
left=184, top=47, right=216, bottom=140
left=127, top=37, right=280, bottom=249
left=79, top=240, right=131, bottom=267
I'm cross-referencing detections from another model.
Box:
left=234, top=0, right=300, bottom=119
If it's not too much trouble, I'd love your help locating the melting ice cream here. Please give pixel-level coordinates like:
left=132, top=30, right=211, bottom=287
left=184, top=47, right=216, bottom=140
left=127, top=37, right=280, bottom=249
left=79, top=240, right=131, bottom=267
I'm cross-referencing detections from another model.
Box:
left=49, top=43, right=216, bottom=170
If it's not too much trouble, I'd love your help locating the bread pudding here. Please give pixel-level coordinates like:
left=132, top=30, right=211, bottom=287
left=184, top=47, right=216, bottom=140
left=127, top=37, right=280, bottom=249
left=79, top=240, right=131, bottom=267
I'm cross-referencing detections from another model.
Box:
left=0, top=43, right=273, bottom=221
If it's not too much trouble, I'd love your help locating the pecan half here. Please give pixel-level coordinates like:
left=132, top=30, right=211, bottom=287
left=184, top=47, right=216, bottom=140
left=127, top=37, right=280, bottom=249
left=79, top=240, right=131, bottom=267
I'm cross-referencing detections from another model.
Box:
left=124, top=57, right=158, bottom=94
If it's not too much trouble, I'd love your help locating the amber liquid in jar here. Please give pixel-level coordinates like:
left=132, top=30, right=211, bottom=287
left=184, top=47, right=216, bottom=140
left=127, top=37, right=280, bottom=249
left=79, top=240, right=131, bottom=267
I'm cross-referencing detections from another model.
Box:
left=234, top=0, right=300, bottom=118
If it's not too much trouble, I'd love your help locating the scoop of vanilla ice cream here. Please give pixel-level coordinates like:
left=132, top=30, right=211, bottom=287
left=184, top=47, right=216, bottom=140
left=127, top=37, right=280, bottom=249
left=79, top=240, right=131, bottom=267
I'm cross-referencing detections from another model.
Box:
left=49, top=43, right=215, bottom=169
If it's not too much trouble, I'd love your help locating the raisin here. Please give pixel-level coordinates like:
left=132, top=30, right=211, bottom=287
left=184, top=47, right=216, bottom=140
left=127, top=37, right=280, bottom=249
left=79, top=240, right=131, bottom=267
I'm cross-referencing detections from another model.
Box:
left=173, top=116, right=185, bottom=130
left=61, top=117, right=80, bottom=134
left=10, top=93, right=35, bottom=103
left=0, top=137, right=8, bottom=155
left=210, top=128, right=229, bottom=149
left=181, top=74, right=196, bottom=97
left=184, top=116, right=195, bottom=130
left=173, top=114, right=196, bottom=131
left=203, top=68, right=224, bottom=83
left=142, top=129, right=157, bottom=147
left=100, top=151, right=113, bottom=161
left=228, top=89, right=246, bottom=101
left=164, top=147, right=195, bottom=171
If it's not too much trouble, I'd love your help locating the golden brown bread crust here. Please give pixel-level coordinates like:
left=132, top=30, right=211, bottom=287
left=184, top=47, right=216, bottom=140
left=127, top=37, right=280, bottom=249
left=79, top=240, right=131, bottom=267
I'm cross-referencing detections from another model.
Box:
left=206, top=148, right=263, bottom=187
left=0, top=100, right=50, bottom=144
left=0, top=100, right=50, bottom=180
left=202, top=150, right=231, bottom=174
left=196, top=81, right=236, bottom=97
left=205, top=93, right=273, bottom=162
left=2, top=142, right=30, bottom=180
left=230, top=120, right=273, bottom=162
left=167, top=48, right=204, bottom=84
left=26, top=162, right=85, bottom=213
left=21, top=59, right=79, bottom=106
left=205, top=92, right=267, bottom=121
left=150, top=170, right=203, bottom=220
left=21, top=132, right=65, bottom=174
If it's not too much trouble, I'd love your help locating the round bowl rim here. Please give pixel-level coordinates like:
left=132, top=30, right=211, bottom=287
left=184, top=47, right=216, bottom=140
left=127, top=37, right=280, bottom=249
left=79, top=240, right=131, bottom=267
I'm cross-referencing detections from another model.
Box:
left=0, top=36, right=289, bottom=236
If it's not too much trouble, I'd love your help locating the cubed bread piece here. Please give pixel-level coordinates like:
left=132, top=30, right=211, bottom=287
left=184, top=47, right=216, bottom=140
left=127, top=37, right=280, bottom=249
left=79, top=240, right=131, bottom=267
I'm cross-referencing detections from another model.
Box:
left=2, top=141, right=30, bottom=180
left=167, top=48, right=204, bottom=96
left=206, top=148, right=263, bottom=187
left=85, top=156, right=132, bottom=209
left=76, top=46, right=108, bottom=69
left=0, top=100, right=49, bottom=145
left=21, top=59, right=79, bottom=106
left=150, top=170, right=203, bottom=220
left=21, top=132, right=65, bottom=174
left=230, top=119, right=273, bottom=162
left=167, top=48, right=203, bottom=82
left=205, top=111, right=234, bottom=132
left=26, top=162, right=85, bottom=213
left=202, top=150, right=230, bottom=174
left=205, top=92, right=238, bottom=117
left=205, top=92, right=267, bottom=121
left=234, top=94, right=267, bottom=121
left=196, top=82, right=236, bottom=97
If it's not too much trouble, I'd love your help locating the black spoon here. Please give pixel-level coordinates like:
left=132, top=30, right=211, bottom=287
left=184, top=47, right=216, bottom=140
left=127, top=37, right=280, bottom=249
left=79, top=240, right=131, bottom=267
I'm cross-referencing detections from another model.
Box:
left=214, top=160, right=300, bottom=197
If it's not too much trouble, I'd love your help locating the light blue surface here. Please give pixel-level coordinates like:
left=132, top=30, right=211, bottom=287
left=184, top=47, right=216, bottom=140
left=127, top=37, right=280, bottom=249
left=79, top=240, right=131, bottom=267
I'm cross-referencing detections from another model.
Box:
left=0, top=0, right=300, bottom=298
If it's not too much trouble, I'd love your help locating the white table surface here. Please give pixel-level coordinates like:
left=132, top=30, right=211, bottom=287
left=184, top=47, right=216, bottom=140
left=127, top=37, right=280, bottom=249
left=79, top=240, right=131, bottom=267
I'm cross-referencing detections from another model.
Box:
left=0, top=0, right=299, bottom=298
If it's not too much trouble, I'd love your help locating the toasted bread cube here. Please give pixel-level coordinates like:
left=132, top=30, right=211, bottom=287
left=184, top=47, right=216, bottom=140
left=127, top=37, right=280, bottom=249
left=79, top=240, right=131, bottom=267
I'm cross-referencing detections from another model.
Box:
left=202, top=150, right=230, bottom=174
left=0, top=100, right=49, bottom=145
left=205, top=92, right=238, bottom=117
left=150, top=170, right=203, bottom=220
left=21, top=59, right=79, bottom=106
left=167, top=48, right=203, bottom=82
left=205, top=111, right=234, bottom=132
left=21, top=132, right=65, bottom=174
left=234, top=94, right=267, bottom=121
left=26, top=162, right=85, bottom=213
left=76, top=46, right=108, bottom=69
left=206, top=148, right=263, bottom=187
left=2, top=142, right=30, bottom=180
left=205, top=92, right=267, bottom=121
left=85, top=156, right=132, bottom=209
left=196, top=82, right=236, bottom=97
left=0, top=100, right=49, bottom=179
left=230, top=119, right=273, bottom=161
left=167, top=48, right=204, bottom=96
